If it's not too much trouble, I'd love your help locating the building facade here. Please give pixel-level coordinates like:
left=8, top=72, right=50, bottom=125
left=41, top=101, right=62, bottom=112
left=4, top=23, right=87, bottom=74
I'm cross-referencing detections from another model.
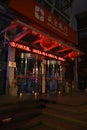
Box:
left=0, top=0, right=82, bottom=95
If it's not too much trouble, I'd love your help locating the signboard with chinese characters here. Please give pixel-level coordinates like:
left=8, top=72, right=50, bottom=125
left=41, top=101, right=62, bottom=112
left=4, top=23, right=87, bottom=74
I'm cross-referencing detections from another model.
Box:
left=10, top=41, right=65, bottom=61
left=9, top=0, right=78, bottom=44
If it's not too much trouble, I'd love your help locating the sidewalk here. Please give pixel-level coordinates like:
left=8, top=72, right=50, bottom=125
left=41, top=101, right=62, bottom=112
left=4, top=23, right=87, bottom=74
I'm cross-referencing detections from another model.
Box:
left=40, top=91, right=87, bottom=105
left=0, top=91, right=87, bottom=106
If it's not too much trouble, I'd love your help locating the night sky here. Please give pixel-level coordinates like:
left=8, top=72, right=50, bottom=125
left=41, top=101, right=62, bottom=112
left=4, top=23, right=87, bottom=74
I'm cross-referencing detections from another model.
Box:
left=72, top=0, right=87, bottom=15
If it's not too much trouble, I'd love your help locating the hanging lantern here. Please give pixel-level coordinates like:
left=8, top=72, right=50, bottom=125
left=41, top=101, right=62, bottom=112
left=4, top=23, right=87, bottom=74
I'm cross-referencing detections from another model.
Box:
left=68, top=51, right=79, bottom=60
left=40, top=36, right=53, bottom=48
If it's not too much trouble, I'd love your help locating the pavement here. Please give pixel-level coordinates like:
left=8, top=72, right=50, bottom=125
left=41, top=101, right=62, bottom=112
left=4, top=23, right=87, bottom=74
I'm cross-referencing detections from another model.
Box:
left=0, top=91, right=87, bottom=106
left=0, top=91, right=87, bottom=130
left=39, top=91, right=87, bottom=105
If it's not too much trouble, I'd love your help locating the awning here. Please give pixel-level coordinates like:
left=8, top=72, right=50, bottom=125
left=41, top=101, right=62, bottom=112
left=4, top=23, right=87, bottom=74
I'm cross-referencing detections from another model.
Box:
left=0, top=0, right=83, bottom=62
left=2, top=19, right=83, bottom=62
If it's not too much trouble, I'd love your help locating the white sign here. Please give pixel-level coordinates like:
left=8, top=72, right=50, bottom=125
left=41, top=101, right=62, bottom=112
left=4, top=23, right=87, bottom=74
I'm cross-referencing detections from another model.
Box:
left=8, top=61, right=16, bottom=68
left=35, top=6, right=44, bottom=21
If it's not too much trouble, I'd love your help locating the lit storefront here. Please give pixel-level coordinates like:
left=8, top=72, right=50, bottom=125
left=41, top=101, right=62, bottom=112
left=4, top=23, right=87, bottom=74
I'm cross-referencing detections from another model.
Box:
left=3, top=0, right=83, bottom=96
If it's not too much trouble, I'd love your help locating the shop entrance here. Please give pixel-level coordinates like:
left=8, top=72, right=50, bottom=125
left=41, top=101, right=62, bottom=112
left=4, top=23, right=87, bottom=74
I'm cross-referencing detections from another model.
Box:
left=0, top=0, right=81, bottom=96
left=15, top=51, right=42, bottom=94
left=45, top=60, right=63, bottom=94
left=15, top=50, right=64, bottom=95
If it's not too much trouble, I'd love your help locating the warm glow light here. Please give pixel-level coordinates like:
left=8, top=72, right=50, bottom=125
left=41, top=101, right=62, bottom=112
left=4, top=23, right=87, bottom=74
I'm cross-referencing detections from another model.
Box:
left=10, top=41, right=65, bottom=61
left=40, top=36, right=53, bottom=48
left=9, top=0, right=78, bottom=44
left=10, top=42, right=31, bottom=52
left=68, top=51, right=79, bottom=59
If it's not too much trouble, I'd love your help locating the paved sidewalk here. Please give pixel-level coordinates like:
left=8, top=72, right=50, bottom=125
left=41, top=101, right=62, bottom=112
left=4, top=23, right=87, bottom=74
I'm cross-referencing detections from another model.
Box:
left=40, top=91, right=87, bottom=105
left=0, top=91, right=87, bottom=105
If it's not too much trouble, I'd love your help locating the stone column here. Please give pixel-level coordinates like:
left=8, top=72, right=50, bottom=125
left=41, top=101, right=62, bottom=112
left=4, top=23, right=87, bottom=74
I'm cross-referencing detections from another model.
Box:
left=74, top=58, right=78, bottom=91
left=6, top=45, right=17, bottom=96
left=41, top=59, right=46, bottom=94
left=35, top=56, right=38, bottom=93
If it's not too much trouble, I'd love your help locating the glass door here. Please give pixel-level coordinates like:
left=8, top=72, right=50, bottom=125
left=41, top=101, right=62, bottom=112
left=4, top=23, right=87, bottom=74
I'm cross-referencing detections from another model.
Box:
left=15, top=51, right=42, bottom=95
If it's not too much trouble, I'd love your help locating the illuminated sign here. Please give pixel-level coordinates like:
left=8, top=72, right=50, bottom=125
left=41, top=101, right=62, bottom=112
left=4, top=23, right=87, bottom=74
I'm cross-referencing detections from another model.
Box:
left=9, top=0, right=78, bottom=44
left=32, top=48, right=58, bottom=60
left=10, top=42, right=31, bottom=51
left=10, top=42, right=65, bottom=61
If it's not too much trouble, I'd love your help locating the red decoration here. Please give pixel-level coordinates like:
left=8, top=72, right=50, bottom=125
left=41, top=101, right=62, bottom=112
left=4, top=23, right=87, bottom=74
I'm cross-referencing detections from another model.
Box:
left=40, top=36, right=53, bottom=48
left=68, top=51, right=79, bottom=59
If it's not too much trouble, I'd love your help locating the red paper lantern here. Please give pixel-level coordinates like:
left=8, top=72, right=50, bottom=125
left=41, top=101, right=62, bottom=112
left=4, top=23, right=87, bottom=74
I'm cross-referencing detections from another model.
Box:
left=40, top=36, right=53, bottom=48
left=68, top=51, right=79, bottom=59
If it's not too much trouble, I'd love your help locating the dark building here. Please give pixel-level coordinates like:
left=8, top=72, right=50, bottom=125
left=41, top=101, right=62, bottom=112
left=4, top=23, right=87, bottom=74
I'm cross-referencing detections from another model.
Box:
left=76, top=12, right=87, bottom=90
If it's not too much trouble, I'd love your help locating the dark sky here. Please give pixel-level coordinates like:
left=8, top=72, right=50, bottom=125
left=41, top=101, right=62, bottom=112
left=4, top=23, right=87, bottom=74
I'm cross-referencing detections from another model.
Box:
left=72, top=0, right=87, bottom=15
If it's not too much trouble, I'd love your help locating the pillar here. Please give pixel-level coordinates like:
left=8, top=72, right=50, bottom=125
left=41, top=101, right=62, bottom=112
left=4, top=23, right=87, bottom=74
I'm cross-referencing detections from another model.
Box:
left=35, top=55, right=38, bottom=93
left=74, top=58, right=78, bottom=91
left=41, top=59, right=46, bottom=94
left=6, top=45, right=17, bottom=96
left=47, top=60, right=50, bottom=93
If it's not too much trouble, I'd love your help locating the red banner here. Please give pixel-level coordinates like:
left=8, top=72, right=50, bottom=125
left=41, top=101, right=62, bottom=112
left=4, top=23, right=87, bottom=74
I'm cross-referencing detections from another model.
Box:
left=9, top=0, right=78, bottom=44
